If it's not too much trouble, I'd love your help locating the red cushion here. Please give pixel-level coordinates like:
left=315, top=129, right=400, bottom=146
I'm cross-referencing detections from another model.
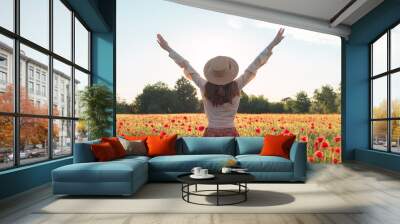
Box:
left=91, top=142, right=117, bottom=161
left=146, top=134, right=177, bottom=157
left=101, top=137, right=126, bottom=158
left=260, top=134, right=296, bottom=159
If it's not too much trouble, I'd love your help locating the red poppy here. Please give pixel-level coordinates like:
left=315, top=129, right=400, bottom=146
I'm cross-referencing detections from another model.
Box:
left=332, top=158, right=339, bottom=164
left=282, top=129, right=291, bottom=135
left=198, top=126, right=205, bottom=131
left=308, top=156, right=314, bottom=163
left=171, top=119, right=176, bottom=123
left=164, top=124, right=169, bottom=128
left=321, top=141, right=329, bottom=148
left=334, top=147, right=341, bottom=154
left=159, top=131, right=166, bottom=136
left=314, top=150, right=324, bottom=159
left=314, top=142, right=319, bottom=150
left=317, top=136, right=324, bottom=143
left=334, top=136, right=341, bottom=143
left=300, top=136, right=308, bottom=142
left=255, top=128, right=261, bottom=134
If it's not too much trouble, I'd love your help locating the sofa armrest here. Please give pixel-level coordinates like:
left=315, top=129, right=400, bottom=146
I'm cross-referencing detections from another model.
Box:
left=73, top=140, right=100, bottom=163
left=289, top=141, right=307, bottom=182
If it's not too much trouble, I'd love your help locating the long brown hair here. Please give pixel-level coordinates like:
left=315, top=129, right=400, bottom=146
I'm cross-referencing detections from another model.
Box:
left=204, top=81, right=240, bottom=106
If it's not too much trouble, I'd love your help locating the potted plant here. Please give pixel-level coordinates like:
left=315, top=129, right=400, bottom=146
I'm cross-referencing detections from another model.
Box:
left=79, top=84, right=113, bottom=140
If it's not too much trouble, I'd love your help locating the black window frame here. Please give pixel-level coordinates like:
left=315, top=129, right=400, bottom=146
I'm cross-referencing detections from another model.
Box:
left=370, top=21, right=400, bottom=153
left=0, top=0, right=92, bottom=171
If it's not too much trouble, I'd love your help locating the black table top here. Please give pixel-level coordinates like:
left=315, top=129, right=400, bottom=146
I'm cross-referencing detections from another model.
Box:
left=177, top=172, right=255, bottom=185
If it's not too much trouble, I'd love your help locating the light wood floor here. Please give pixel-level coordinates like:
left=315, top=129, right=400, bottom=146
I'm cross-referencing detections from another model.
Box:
left=1, top=162, right=400, bottom=224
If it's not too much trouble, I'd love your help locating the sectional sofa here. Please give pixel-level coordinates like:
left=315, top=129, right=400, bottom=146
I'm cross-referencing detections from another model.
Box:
left=52, top=137, right=307, bottom=196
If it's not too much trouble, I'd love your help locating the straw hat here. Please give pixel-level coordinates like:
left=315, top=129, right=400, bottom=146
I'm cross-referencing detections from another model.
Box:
left=203, top=56, right=239, bottom=85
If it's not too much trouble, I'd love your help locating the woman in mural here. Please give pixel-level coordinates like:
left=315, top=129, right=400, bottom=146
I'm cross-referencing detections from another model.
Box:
left=157, top=28, right=285, bottom=137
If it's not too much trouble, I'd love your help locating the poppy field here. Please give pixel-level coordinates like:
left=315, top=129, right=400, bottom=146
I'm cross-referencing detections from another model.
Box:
left=116, top=114, right=341, bottom=164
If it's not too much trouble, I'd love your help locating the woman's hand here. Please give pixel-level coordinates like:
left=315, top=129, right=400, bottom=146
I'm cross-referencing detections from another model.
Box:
left=157, top=34, right=171, bottom=52
left=268, top=28, right=285, bottom=49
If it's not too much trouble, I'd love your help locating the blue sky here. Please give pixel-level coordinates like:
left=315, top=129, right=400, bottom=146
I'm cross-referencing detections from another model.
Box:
left=124, top=0, right=340, bottom=102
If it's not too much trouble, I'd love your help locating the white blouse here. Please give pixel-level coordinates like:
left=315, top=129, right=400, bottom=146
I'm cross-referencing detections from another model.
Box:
left=168, top=46, right=273, bottom=128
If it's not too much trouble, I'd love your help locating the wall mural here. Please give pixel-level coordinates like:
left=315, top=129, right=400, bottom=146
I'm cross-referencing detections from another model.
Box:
left=116, top=0, right=341, bottom=163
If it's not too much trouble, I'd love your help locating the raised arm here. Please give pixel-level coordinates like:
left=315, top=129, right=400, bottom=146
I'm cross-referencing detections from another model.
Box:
left=236, top=28, right=285, bottom=89
left=157, top=34, right=206, bottom=88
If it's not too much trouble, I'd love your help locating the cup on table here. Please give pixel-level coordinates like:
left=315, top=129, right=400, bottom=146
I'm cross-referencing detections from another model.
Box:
left=191, top=167, right=202, bottom=176
left=199, top=169, right=208, bottom=176
left=221, top=167, right=232, bottom=174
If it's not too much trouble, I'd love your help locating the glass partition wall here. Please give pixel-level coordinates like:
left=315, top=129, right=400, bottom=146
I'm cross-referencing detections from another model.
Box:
left=0, top=0, right=91, bottom=170
left=370, top=23, right=400, bottom=153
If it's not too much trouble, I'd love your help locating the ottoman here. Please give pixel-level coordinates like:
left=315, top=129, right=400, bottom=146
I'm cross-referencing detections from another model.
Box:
left=52, top=158, right=148, bottom=196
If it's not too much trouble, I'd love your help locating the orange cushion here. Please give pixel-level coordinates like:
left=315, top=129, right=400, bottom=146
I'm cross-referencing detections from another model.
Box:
left=125, top=136, right=148, bottom=141
left=146, top=134, right=177, bottom=157
left=260, top=134, right=296, bottom=159
left=101, top=137, right=127, bottom=158
left=91, top=142, right=117, bottom=161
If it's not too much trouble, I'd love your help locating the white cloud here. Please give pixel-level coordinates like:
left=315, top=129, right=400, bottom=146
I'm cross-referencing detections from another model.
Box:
left=252, top=21, right=340, bottom=46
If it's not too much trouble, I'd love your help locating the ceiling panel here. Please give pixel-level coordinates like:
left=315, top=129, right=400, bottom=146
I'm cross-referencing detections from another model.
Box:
left=227, top=0, right=352, bottom=21
left=167, top=0, right=384, bottom=37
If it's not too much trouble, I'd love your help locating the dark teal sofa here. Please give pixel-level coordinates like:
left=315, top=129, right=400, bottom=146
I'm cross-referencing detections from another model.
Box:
left=52, top=137, right=307, bottom=196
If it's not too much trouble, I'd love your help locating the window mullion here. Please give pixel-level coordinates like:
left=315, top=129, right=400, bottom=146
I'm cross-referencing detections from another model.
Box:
left=48, top=0, right=54, bottom=160
left=13, top=0, right=21, bottom=167
left=88, top=31, right=91, bottom=75
left=71, top=10, right=76, bottom=155
left=388, top=30, right=391, bottom=152
left=370, top=45, right=373, bottom=149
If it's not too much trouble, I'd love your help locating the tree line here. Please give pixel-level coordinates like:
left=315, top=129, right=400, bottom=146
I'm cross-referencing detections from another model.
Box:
left=117, top=77, right=341, bottom=114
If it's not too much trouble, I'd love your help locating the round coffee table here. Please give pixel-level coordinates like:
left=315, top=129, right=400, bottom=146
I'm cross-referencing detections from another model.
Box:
left=177, top=173, right=255, bottom=206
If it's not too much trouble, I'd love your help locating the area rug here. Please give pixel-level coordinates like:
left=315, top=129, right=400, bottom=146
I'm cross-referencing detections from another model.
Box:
left=37, top=183, right=361, bottom=214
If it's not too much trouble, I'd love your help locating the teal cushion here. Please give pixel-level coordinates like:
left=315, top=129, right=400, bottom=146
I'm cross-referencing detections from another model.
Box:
left=236, top=155, right=293, bottom=172
left=73, top=139, right=100, bottom=163
left=149, top=154, right=235, bottom=172
left=53, top=159, right=147, bottom=183
left=236, top=137, right=264, bottom=155
left=179, top=137, right=235, bottom=155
